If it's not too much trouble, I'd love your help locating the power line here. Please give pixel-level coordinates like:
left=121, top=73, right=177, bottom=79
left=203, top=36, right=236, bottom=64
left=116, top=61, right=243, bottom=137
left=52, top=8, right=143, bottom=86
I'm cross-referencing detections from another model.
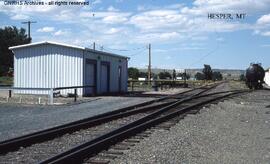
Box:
left=92, top=43, right=146, bottom=52
left=188, top=30, right=221, bottom=67
left=189, top=44, right=220, bottom=67
left=104, top=46, right=146, bottom=52
left=92, top=43, right=148, bottom=57
left=148, top=43, right=151, bottom=84
left=128, top=48, right=147, bottom=56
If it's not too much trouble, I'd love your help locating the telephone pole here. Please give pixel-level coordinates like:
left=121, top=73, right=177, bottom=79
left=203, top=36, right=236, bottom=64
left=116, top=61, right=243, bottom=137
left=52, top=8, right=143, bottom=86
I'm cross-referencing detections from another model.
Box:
left=93, top=42, right=96, bottom=50
left=21, top=21, right=37, bottom=41
left=148, top=43, right=151, bottom=84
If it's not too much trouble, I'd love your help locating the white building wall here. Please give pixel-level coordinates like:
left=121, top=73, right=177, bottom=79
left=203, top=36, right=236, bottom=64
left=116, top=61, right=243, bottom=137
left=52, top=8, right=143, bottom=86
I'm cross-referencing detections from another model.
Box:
left=13, top=44, right=83, bottom=95
left=12, top=42, right=128, bottom=96
left=264, top=69, right=270, bottom=86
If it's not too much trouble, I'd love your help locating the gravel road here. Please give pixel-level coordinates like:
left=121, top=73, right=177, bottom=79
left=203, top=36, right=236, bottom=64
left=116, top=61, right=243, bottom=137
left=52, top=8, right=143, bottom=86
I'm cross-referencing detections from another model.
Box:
left=111, top=90, right=270, bottom=164
left=0, top=96, right=154, bottom=141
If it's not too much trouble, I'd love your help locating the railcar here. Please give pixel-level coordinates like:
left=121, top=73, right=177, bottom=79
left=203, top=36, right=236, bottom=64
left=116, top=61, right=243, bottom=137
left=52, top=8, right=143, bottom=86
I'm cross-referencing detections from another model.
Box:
left=245, top=64, right=265, bottom=89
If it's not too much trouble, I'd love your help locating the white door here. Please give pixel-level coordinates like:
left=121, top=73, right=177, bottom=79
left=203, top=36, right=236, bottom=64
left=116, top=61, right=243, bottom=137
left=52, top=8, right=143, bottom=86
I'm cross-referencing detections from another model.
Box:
left=100, top=64, right=109, bottom=93
left=85, top=63, right=95, bottom=95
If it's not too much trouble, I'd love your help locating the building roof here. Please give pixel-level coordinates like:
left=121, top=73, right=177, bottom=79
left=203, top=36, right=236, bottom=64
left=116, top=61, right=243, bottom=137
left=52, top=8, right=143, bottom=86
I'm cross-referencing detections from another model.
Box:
left=9, top=41, right=129, bottom=59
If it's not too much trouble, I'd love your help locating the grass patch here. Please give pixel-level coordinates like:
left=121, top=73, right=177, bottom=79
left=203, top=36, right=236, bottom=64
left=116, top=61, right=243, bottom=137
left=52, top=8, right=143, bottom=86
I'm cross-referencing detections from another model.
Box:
left=229, top=80, right=247, bottom=90
left=0, top=76, right=13, bottom=85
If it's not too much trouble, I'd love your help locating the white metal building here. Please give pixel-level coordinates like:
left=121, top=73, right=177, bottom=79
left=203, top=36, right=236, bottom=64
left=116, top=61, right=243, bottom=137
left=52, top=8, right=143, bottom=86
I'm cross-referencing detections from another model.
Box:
left=9, top=41, right=128, bottom=96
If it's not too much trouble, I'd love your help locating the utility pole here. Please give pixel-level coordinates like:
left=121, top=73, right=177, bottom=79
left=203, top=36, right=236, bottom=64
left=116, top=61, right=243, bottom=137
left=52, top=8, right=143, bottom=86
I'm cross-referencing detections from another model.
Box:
left=148, top=43, right=151, bottom=84
left=184, top=69, right=187, bottom=87
left=21, top=21, right=37, bottom=42
left=93, top=42, right=95, bottom=50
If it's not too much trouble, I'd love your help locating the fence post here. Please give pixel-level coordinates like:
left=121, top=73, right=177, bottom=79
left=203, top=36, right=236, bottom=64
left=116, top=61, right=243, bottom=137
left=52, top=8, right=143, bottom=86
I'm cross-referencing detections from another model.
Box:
left=49, top=88, right=53, bottom=105
left=74, top=88, right=77, bottom=102
left=8, top=90, right=12, bottom=98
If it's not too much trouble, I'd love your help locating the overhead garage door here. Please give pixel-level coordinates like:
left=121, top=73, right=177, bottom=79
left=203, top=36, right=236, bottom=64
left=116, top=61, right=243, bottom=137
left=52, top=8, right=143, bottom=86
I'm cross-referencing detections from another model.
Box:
left=84, top=59, right=96, bottom=96
left=100, top=62, right=110, bottom=93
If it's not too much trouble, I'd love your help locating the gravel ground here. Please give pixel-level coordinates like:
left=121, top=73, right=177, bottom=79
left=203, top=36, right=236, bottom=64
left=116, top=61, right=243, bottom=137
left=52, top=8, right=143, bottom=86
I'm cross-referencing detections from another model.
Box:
left=111, top=90, right=270, bottom=164
left=0, top=88, right=190, bottom=105
left=0, top=96, right=154, bottom=141
left=144, top=88, right=190, bottom=95
left=0, top=113, right=147, bottom=163
left=207, top=82, right=231, bottom=93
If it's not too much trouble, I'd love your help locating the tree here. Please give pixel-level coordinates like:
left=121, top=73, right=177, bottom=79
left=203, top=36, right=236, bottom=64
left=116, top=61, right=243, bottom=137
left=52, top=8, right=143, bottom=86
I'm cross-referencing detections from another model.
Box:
left=128, top=67, right=139, bottom=79
left=138, top=72, right=148, bottom=78
left=0, top=26, right=30, bottom=76
left=158, top=71, right=172, bottom=79
left=202, top=64, right=212, bottom=80
left=177, top=72, right=191, bottom=80
left=186, top=73, right=191, bottom=80
left=212, top=71, right=223, bottom=81
left=195, top=72, right=205, bottom=80
left=177, top=72, right=190, bottom=80
left=239, top=74, right=245, bottom=81
left=172, top=69, right=176, bottom=80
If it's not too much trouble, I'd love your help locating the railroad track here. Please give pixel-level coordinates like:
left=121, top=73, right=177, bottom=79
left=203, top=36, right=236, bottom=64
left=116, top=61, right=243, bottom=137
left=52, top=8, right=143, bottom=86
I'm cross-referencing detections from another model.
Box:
left=0, top=82, right=232, bottom=163
left=41, top=89, right=247, bottom=164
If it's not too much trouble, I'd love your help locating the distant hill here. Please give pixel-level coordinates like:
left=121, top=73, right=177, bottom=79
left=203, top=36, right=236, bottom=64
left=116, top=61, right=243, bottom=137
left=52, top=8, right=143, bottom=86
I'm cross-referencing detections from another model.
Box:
left=138, top=68, right=245, bottom=80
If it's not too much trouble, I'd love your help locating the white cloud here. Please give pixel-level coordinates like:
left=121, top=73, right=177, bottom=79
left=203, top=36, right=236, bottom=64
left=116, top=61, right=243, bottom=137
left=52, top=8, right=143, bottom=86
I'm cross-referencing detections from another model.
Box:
left=260, top=44, right=270, bottom=47
left=103, top=15, right=128, bottom=24
left=107, top=6, right=119, bottom=12
left=254, top=13, right=270, bottom=36
left=129, top=8, right=250, bottom=35
left=115, top=0, right=124, bottom=3
left=137, top=5, right=146, bottom=11
left=191, top=36, right=208, bottom=41
left=131, top=32, right=183, bottom=44
left=261, top=31, right=270, bottom=36
left=3, top=1, right=269, bottom=48
left=166, top=4, right=184, bottom=9
left=165, top=56, right=172, bottom=60
left=216, top=37, right=224, bottom=42
left=10, top=14, right=29, bottom=20
left=92, top=0, right=102, bottom=5
left=54, top=30, right=68, bottom=36
left=159, top=32, right=181, bottom=40
left=0, top=0, right=88, bottom=23
left=180, top=46, right=206, bottom=50
left=79, top=12, right=95, bottom=18
left=257, top=14, right=270, bottom=25
left=253, top=29, right=270, bottom=37
left=192, top=0, right=270, bottom=14
left=129, top=10, right=188, bottom=32
left=37, top=27, right=55, bottom=32
left=81, top=11, right=131, bottom=19
left=104, top=28, right=122, bottom=34
left=0, top=0, right=56, bottom=14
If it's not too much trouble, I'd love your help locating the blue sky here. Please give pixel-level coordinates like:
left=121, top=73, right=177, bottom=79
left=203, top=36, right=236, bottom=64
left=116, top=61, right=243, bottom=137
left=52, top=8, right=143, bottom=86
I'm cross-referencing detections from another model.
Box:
left=1, top=0, right=270, bottom=70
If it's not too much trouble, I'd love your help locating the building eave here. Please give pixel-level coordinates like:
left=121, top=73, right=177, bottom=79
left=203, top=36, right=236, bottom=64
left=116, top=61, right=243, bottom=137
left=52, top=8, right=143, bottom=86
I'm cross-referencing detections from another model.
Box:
left=9, top=41, right=129, bottom=59
left=9, top=41, right=85, bottom=50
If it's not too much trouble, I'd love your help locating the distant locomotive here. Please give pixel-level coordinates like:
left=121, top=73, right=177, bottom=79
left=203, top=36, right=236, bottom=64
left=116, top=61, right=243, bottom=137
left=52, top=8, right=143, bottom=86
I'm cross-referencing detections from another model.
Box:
left=245, top=64, right=265, bottom=89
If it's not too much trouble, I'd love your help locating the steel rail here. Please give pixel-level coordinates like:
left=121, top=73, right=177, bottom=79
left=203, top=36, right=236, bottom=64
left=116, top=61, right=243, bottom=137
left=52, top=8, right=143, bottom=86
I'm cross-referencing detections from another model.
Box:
left=41, top=89, right=246, bottom=164
left=0, top=85, right=213, bottom=154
